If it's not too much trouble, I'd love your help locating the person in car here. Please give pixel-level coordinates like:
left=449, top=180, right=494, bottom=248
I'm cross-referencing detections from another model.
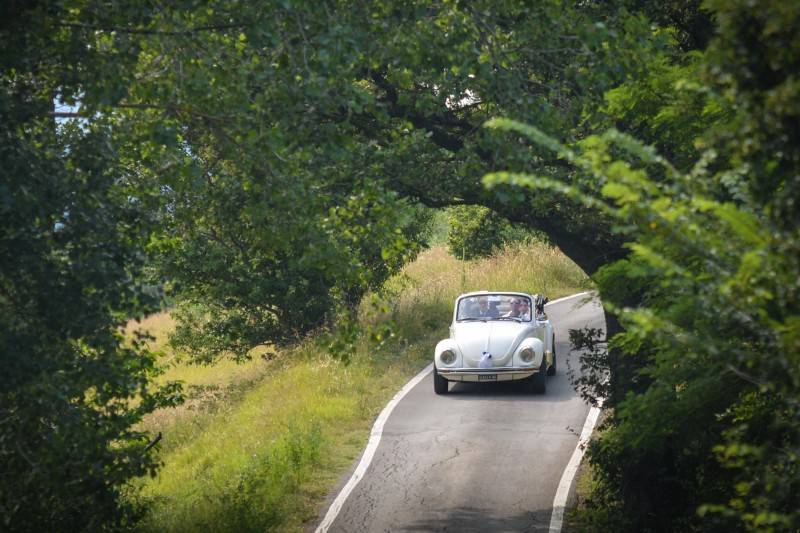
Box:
left=474, top=296, right=499, bottom=318
left=503, top=298, right=523, bottom=318
left=518, top=298, right=531, bottom=320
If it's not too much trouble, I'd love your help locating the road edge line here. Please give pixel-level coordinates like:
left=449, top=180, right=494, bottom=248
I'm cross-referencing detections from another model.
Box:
left=549, top=402, right=603, bottom=533
left=545, top=290, right=592, bottom=307
left=315, top=362, right=434, bottom=532
left=548, top=289, right=603, bottom=532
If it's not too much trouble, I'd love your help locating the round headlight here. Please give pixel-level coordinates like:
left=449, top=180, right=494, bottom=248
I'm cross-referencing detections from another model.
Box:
left=441, top=349, right=456, bottom=365
left=520, top=347, right=534, bottom=363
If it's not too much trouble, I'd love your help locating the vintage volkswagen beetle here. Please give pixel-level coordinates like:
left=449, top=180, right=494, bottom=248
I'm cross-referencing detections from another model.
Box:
left=433, top=291, right=555, bottom=394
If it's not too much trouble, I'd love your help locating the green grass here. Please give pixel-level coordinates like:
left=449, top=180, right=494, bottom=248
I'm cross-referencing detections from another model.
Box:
left=564, top=412, right=608, bottom=533
left=130, top=242, right=588, bottom=532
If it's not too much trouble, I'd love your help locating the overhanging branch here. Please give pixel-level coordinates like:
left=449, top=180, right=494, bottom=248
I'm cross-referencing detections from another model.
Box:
left=56, top=23, right=246, bottom=36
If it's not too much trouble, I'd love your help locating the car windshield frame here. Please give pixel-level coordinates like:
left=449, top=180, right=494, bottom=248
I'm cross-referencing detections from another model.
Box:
left=454, top=293, right=533, bottom=323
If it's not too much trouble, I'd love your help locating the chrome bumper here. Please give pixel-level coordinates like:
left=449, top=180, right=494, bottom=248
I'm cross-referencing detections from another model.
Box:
left=437, top=367, right=536, bottom=382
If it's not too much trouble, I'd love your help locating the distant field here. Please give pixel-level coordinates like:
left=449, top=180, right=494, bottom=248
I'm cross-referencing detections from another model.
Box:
left=129, top=242, right=588, bottom=532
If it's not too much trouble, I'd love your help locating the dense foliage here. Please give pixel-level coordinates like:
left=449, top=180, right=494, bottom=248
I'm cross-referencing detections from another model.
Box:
left=0, top=1, right=429, bottom=529
left=6, top=0, right=645, bottom=366
left=485, top=1, right=800, bottom=530
left=445, top=205, right=535, bottom=260
left=159, top=177, right=429, bottom=362
left=112, top=0, right=633, bottom=275
left=0, top=3, right=183, bottom=530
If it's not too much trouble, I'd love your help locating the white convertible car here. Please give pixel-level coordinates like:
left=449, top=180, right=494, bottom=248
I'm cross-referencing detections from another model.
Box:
left=433, top=291, right=555, bottom=394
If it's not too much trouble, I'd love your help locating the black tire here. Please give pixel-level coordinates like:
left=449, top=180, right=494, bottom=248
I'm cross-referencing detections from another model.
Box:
left=528, top=355, right=547, bottom=394
left=547, top=335, right=557, bottom=376
left=433, top=368, right=449, bottom=394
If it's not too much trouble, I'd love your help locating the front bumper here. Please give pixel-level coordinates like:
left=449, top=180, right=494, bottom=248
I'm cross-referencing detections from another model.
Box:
left=436, top=367, right=536, bottom=382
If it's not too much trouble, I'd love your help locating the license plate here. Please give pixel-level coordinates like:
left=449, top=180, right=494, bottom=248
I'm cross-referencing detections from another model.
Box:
left=478, top=374, right=497, bottom=381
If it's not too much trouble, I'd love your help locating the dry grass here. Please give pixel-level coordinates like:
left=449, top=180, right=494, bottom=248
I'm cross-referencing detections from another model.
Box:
left=386, top=242, right=587, bottom=342
left=126, top=313, right=276, bottom=453
left=396, top=240, right=587, bottom=302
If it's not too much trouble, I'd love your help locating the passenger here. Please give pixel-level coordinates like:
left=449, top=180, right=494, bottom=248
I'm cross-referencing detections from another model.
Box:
left=518, top=298, right=531, bottom=320
left=503, top=298, right=523, bottom=318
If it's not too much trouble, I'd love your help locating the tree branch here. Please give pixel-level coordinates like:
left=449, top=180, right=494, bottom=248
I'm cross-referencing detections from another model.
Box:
left=55, top=23, right=246, bottom=36
left=370, top=72, right=474, bottom=154
left=143, top=432, right=162, bottom=453
left=51, top=102, right=233, bottom=122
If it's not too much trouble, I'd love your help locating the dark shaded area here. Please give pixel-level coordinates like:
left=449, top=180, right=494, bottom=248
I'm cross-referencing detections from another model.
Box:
left=400, top=506, right=552, bottom=533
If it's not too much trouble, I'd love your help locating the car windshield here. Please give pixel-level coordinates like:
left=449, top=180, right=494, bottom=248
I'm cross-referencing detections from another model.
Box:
left=456, top=294, right=532, bottom=322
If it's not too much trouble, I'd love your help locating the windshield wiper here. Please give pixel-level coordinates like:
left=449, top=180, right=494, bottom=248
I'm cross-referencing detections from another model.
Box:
left=458, top=317, right=488, bottom=322
left=494, top=316, right=522, bottom=322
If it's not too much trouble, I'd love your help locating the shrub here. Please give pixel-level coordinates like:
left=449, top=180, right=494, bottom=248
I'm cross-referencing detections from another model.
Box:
left=446, top=205, right=538, bottom=260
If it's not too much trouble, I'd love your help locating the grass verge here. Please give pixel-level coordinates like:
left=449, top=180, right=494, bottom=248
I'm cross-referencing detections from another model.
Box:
left=129, top=242, right=589, bottom=532
left=563, top=410, right=609, bottom=533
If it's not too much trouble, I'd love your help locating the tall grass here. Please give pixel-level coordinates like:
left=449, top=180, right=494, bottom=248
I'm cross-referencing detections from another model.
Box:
left=387, top=241, right=588, bottom=340
left=131, top=242, right=588, bottom=532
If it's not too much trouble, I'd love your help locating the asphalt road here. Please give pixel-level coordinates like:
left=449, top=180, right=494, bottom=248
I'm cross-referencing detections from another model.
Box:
left=318, top=293, right=605, bottom=533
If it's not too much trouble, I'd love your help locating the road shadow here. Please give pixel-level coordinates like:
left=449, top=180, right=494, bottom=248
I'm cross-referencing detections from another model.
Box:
left=437, top=371, right=578, bottom=405
left=398, top=505, right=552, bottom=532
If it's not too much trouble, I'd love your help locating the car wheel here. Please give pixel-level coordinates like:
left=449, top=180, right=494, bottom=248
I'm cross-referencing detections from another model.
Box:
left=433, top=368, right=449, bottom=395
left=547, top=335, right=557, bottom=376
left=530, top=359, right=547, bottom=394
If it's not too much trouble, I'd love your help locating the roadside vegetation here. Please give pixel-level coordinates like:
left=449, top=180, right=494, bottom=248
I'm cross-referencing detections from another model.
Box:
left=484, top=2, right=800, bottom=530
left=128, top=241, right=587, bottom=532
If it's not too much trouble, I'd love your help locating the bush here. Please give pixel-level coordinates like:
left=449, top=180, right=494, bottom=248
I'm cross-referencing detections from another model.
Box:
left=446, top=205, right=538, bottom=260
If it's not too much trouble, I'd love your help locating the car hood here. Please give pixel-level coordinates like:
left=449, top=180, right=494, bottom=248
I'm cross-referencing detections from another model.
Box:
left=452, top=321, right=531, bottom=367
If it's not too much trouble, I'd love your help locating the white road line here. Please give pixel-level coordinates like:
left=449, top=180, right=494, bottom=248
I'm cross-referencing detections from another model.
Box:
left=548, top=289, right=603, bottom=533
left=545, top=290, right=592, bottom=307
left=315, top=362, right=434, bottom=533
left=549, top=402, right=604, bottom=533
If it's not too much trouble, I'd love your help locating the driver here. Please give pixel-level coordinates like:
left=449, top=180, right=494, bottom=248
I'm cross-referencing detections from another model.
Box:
left=474, top=296, right=498, bottom=318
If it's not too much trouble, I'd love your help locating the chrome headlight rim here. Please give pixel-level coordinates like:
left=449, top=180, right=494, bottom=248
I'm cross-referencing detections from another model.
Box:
left=519, top=347, right=534, bottom=363
left=440, top=349, right=456, bottom=365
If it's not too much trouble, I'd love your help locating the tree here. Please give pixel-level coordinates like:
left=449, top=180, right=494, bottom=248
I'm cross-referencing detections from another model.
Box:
left=446, top=205, right=507, bottom=260
left=105, top=0, right=646, bottom=276
left=483, top=0, right=800, bottom=529
left=1, top=3, right=182, bottom=530
left=445, top=205, right=540, bottom=260
left=107, top=0, right=667, bottom=364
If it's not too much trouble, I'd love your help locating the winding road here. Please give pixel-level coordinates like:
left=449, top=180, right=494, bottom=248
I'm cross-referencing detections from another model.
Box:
left=315, top=293, right=604, bottom=533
